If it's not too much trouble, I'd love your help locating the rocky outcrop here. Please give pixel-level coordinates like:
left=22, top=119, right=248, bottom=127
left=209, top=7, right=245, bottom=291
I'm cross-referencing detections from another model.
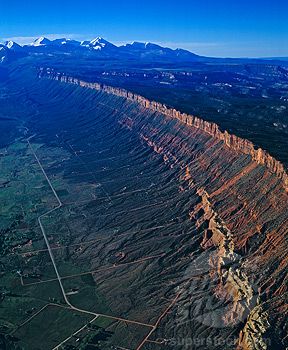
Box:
left=191, top=188, right=264, bottom=330
left=238, top=305, right=270, bottom=350
left=39, top=68, right=288, bottom=191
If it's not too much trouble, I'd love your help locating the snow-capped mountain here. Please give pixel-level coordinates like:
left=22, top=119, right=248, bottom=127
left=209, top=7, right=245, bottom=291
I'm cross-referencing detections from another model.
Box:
left=1, top=36, right=202, bottom=64
left=121, top=41, right=199, bottom=61
left=30, top=36, right=52, bottom=46
left=124, top=41, right=162, bottom=50
left=25, top=36, right=117, bottom=53
left=0, top=44, right=23, bottom=63
left=81, top=37, right=117, bottom=50
left=5, top=41, right=22, bottom=51
left=26, top=36, right=117, bottom=51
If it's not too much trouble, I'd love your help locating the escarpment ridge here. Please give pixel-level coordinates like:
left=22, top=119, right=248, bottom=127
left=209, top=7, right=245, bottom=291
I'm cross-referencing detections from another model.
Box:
left=16, top=67, right=285, bottom=349
left=39, top=68, right=288, bottom=191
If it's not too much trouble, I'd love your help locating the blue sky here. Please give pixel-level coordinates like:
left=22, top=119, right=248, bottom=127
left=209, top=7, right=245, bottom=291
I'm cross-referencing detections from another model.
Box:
left=1, top=0, right=288, bottom=57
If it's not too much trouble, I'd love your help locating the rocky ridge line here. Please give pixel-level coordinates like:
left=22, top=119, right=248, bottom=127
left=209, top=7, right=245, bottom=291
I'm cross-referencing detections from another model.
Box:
left=39, top=68, right=288, bottom=191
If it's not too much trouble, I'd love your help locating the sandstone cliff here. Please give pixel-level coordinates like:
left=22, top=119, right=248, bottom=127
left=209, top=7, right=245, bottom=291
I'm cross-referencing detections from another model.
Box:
left=39, top=68, right=288, bottom=191
left=38, top=68, right=288, bottom=349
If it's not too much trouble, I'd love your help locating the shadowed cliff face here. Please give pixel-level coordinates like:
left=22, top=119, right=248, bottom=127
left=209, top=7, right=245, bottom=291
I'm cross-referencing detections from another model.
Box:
left=37, top=69, right=288, bottom=349
left=129, top=101, right=287, bottom=350
left=39, top=68, right=288, bottom=191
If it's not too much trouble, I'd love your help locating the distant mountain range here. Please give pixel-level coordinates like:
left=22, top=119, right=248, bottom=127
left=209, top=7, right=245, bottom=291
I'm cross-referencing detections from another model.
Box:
left=0, top=36, right=201, bottom=64
left=1, top=36, right=288, bottom=66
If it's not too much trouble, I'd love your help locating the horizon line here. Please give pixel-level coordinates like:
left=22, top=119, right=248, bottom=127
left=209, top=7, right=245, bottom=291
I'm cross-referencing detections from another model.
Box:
left=1, top=34, right=288, bottom=59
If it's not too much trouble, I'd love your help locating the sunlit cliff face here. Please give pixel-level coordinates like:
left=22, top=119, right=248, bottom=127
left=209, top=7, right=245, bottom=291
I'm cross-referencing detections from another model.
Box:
left=40, top=68, right=288, bottom=192
left=37, top=69, right=288, bottom=349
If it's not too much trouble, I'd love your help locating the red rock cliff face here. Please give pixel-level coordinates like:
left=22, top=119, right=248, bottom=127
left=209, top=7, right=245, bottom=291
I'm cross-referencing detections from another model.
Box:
left=39, top=68, right=288, bottom=349
left=39, top=68, right=288, bottom=191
